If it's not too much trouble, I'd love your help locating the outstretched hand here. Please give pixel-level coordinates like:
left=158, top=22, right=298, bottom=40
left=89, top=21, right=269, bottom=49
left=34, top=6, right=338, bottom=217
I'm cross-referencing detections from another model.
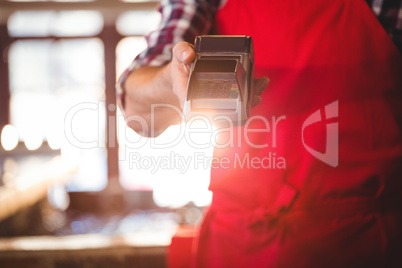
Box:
left=123, top=41, right=269, bottom=136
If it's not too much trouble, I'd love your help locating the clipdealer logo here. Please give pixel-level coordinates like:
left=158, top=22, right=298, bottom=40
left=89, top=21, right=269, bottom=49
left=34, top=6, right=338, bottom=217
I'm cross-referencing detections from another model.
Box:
left=301, top=101, right=339, bottom=167
left=63, top=101, right=339, bottom=170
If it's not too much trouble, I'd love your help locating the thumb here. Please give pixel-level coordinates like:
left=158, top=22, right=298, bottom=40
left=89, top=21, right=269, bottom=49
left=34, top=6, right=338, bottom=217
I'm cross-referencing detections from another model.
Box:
left=170, top=42, right=196, bottom=109
left=172, top=42, right=196, bottom=65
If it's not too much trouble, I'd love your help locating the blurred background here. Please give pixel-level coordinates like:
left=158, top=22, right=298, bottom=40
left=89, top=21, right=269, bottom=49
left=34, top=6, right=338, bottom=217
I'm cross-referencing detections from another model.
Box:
left=0, top=0, right=214, bottom=267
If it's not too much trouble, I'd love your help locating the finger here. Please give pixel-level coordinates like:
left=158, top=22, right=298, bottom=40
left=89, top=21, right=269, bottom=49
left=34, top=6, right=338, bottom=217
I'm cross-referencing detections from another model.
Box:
left=254, top=77, right=270, bottom=95
left=170, top=42, right=196, bottom=109
left=172, top=42, right=196, bottom=65
left=251, top=95, right=262, bottom=107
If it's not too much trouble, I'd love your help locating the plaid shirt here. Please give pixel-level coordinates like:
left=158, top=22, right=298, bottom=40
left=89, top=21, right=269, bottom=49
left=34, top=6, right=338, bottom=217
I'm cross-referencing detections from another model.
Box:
left=117, top=0, right=402, bottom=103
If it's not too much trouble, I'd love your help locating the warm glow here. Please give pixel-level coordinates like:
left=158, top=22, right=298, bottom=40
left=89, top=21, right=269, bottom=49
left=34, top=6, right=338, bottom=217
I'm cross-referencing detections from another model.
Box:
left=118, top=106, right=215, bottom=208
left=152, top=122, right=215, bottom=208
left=1, top=124, right=19, bottom=151
left=24, top=133, right=43, bottom=151
left=47, top=133, right=62, bottom=150
left=60, top=142, right=81, bottom=168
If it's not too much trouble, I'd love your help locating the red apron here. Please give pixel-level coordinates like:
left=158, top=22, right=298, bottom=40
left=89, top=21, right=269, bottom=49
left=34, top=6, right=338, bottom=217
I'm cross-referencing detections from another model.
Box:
left=194, top=0, right=402, bottom=267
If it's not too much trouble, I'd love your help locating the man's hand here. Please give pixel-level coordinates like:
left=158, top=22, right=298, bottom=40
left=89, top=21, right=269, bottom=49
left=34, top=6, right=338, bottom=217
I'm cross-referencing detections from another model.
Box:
left=123, top=41, right=269, bottom=136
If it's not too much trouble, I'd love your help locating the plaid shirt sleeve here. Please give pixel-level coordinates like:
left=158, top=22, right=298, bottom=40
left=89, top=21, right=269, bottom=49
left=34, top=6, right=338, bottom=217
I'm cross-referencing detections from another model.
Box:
left=366, top=0, right=402, bottom=51
left=117, top=0, right=402, bottom=108
left=116, top=0, right=220, bottom=108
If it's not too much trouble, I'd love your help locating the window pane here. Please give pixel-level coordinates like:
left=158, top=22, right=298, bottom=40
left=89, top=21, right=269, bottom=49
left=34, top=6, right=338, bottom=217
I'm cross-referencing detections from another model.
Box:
left=53, top=0, right=95, bottom=2
left=8, top=0, right=94, bottom=2
left=120, top=0, right=159, bottom=2
left=8, top=10, right=103, bottom=37
left=8, top=38, right=107, bottom=191
left=7, top=0, right=47, bottom=2
left=8, top=11, right=54, bottom=37
left=53, top=11, right=103, bottom=36
left=117, top=111, right=214, bottom=208
left=116, top=36, right=147, bottom=80
left=116, top=10, right=161, bottom=36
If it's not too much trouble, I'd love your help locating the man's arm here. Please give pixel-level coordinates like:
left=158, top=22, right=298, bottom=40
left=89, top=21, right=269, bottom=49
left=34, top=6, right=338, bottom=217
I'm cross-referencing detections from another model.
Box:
left=117, top=0, right=218, bottom=136
left=366, top=0, right=402, bottom=52
left=117, top=0, right=269, bottom=137
left=123, top=42, right=196, bottom=137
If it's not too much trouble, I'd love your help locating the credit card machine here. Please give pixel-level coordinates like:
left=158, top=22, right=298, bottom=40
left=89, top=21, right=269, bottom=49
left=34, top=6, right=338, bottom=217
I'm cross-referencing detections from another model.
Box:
left=183, top=35, right=254, bottom=126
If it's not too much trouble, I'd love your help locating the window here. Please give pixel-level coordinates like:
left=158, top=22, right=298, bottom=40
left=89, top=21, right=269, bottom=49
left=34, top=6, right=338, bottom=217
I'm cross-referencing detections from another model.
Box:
left=7, top=10, right=107, bottom=191
left=8, top=10, right=103, bottom=37
left=1, top=0, right=212, bottom=212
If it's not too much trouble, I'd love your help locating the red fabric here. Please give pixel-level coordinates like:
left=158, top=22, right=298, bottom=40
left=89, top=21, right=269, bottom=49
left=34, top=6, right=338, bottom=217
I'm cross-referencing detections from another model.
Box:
left=168, top=226, right=198, bottom=268
left=195, top=0, right=402, bottom=267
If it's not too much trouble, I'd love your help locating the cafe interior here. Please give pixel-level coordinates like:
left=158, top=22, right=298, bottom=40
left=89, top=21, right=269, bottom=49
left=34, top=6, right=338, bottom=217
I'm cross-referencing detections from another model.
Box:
left=0, top=0, right=212, bottom=267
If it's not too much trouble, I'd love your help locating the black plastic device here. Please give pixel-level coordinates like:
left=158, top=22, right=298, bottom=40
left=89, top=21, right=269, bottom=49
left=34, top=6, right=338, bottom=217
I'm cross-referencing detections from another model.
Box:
left=183, top=35, right=254, bottom=126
